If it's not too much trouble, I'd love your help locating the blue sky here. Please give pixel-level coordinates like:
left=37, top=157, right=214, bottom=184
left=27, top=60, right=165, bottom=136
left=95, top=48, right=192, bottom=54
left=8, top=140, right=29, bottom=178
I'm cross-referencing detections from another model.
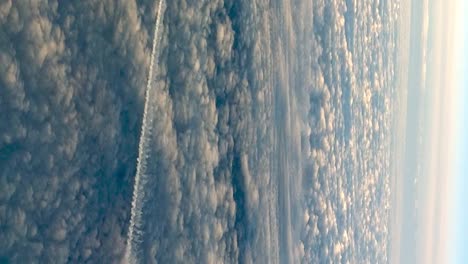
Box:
left=454, top=28, right=468, bottom=263
left=452, top=0, right=468, bottom=261
left=454, top=77, right=467, bottom=263
left=393, top=0, right=468, bottom=262
left=455, top=105, right=467, bottom=264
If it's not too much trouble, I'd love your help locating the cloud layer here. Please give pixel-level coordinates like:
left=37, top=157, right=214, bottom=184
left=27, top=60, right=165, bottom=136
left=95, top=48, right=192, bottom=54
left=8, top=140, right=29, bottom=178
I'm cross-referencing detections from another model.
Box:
left=0, top=0, right=398, bottom=263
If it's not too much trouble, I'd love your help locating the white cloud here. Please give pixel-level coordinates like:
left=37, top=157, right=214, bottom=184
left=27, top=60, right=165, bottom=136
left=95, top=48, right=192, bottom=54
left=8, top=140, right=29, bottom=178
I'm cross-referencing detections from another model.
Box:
left=0, top=0, right=397, bottom=263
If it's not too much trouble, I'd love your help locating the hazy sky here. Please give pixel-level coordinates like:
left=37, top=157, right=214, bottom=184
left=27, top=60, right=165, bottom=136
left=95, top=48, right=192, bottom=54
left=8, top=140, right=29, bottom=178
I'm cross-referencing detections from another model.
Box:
left=420, top=0, right=467, bottom=262
left=451, top=0, right=468, bottom=261
left=395, top=0, right=467, bottom=263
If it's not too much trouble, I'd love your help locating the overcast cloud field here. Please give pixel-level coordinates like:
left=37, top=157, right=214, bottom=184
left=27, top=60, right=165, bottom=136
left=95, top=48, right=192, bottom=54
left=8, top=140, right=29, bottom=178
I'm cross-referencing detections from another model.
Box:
left=0, top=0, right=400, bottom=263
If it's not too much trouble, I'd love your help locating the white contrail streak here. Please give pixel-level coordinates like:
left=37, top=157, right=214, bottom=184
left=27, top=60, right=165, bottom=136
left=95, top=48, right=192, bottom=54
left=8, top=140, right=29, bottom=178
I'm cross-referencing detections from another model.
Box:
left=124, top=0, right=165, bottom=263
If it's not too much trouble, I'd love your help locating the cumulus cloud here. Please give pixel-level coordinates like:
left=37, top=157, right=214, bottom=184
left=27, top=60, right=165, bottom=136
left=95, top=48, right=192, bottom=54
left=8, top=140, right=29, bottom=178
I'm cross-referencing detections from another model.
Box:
left=119, top=0, right=285, bottom=262
left=0, top=0, right=153, bottom=262
left=300, top=0, right=398, bottom=262
left=0, top=0, right=397, bottom=263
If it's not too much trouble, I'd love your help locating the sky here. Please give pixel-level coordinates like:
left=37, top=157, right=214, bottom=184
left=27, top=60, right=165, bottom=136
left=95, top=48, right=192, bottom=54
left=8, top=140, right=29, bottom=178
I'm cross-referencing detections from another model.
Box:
left=451, top=0, right=468, bottom=261
left=435, top=0, right=468, bottom=262
left=419, top=0, right=467, bottom=262
left=395, top=0, right=467, bottom=263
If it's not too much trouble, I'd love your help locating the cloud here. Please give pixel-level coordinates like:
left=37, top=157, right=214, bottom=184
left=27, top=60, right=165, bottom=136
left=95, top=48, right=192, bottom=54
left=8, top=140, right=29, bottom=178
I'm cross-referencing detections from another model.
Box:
left=0, top=0, right=397, bottom=263
left=0, top=0, right=152, bottom=262
left=300, top=0, right=397, bottom=262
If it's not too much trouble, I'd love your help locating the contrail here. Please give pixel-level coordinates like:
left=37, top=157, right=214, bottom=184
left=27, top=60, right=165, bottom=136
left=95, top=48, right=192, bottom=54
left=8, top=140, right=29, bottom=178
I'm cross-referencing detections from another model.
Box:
left=124, top=0, right=165, bottom=263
